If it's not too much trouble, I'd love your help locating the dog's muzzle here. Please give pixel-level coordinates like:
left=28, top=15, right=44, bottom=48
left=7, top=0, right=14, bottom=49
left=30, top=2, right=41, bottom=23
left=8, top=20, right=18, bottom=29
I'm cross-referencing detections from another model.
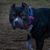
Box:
left=13, top=17, right=24, bottom=28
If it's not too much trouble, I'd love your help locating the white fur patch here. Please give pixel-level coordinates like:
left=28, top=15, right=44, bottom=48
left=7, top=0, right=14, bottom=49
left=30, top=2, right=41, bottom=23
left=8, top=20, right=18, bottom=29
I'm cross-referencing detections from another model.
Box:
left=27, top=24, right=33, bottom=32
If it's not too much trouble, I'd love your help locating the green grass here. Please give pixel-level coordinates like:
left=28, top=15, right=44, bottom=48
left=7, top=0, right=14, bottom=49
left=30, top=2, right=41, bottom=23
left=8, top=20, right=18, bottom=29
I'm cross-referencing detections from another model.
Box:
left=15, top=0, right=50, bottom=3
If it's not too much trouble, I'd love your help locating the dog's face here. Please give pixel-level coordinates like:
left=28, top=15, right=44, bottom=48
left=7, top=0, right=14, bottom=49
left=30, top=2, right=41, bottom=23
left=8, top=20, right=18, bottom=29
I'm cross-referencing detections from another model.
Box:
left=14, top=16, right=31, bottom=30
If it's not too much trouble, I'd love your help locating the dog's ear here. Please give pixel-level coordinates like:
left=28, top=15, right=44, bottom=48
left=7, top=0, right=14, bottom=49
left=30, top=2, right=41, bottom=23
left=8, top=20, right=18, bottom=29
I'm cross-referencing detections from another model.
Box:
left=22, top=2, right=28, bottom=8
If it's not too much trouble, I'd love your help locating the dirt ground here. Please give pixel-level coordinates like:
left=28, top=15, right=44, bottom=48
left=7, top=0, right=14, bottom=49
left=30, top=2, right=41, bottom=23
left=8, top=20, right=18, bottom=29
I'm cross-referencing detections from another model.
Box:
left=0, top=0, right=50, bottom=50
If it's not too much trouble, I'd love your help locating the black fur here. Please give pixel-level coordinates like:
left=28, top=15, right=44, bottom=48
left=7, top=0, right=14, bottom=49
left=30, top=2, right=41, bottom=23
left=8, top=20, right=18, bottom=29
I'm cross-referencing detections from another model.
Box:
left=9, top=6, right=50, bottom=50
left=30, top=8, right=50, bottom=50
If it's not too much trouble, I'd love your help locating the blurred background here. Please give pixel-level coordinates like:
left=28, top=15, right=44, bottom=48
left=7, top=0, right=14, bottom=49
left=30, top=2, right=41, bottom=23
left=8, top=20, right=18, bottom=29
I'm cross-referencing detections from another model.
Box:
left=0, top=0, right=50, bottom=50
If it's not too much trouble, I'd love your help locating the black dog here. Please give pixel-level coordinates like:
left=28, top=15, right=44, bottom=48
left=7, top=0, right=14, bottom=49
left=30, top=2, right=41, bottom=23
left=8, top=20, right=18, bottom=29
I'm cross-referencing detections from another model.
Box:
left=9, top=5, right=50, bottom=50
